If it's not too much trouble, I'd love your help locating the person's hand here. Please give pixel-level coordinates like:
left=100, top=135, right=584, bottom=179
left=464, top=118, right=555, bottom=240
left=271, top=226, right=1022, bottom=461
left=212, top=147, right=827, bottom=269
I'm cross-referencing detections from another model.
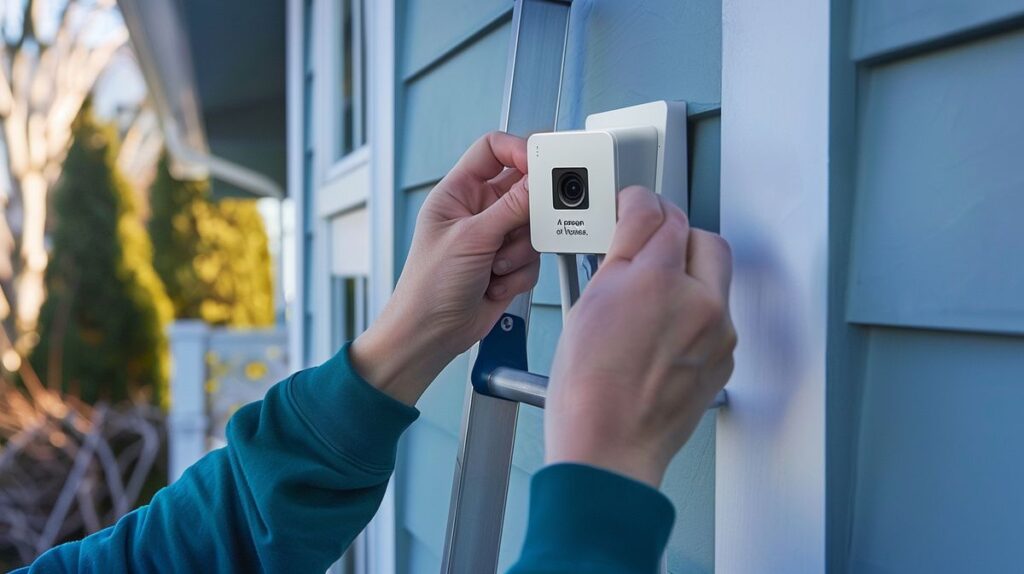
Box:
left=351, top=132, right=539, bottom=404
left=544, top=186, right=736, bottom=487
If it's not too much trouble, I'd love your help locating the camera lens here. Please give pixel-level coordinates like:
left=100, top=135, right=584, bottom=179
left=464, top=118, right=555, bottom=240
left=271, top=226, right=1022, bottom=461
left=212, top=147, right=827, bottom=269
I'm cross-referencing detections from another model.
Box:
left=552, top=167, right=589, bottom=210
left=557, top=171, right=587, bottom=208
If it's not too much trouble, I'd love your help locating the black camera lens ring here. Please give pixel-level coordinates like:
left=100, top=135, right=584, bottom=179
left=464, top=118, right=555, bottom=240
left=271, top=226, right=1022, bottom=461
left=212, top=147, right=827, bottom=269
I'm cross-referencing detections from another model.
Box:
left=557, top=171, right=587, bottom=208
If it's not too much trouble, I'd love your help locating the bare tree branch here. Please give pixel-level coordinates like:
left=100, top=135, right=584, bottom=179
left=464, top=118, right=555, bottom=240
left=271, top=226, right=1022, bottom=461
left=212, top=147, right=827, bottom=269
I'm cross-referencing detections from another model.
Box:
left=0, top=0, right=128, bottom=345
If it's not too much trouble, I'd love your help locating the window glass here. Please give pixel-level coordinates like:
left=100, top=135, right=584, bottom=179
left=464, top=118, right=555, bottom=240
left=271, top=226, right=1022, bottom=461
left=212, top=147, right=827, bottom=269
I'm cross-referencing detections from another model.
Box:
left=339, top=0, right=355, bottom=156
left=335, top=0, right=367, bottom=160
left=327, top=274, right=370, bottom=573
left=358, top=0, right=367, bottom=147
left=330, top=276, right=368, bottom=349
left=302, top=0, right=316, bottom=366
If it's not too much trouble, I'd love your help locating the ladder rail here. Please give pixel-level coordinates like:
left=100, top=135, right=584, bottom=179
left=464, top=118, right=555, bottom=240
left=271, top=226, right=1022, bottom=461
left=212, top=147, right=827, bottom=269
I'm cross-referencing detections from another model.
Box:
left=441, top=2, right=731, bottom=572
left=440, top=2, right=573, bottom=573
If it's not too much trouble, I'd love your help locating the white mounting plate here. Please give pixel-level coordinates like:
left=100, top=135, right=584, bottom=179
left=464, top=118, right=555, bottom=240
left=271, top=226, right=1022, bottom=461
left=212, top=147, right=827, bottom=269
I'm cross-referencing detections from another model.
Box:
left=585, top=100, right=689, bottom=212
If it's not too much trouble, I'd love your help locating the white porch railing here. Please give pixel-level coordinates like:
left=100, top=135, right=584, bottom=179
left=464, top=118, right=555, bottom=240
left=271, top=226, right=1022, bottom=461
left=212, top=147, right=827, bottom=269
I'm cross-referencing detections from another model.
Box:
left=167, top=320, right=289, bottom=481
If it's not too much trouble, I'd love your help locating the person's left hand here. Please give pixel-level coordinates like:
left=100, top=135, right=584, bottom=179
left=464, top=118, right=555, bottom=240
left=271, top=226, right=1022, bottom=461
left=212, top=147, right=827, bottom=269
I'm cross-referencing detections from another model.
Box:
left=351, top=132, right=539, bottom=404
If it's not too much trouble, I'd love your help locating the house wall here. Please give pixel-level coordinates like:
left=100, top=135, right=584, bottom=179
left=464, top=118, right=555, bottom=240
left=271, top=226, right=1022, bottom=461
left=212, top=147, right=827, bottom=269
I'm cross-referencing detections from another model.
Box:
left=391, top=3, right=513, bottom=571
left=829, top=1, right=1024, bottom=572
left=290, top=1, right=1024, bottom=571
left=392, top=1, right=723, bottom=572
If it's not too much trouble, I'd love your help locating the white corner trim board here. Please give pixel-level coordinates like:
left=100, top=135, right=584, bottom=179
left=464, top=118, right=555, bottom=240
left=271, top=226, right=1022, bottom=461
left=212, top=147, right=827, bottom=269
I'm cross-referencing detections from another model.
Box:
left=285, top=0, right=305, bottom=375
left=717, top=0, right=829, bottom=572
left=365, top=0, right=399, bottom=573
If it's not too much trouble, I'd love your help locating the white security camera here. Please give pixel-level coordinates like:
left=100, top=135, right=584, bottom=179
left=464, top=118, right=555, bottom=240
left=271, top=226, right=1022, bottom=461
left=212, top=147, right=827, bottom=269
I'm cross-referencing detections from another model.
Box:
left=528, top=127, right=658, bottom=254
left=527, top=101, right=687, bottom=255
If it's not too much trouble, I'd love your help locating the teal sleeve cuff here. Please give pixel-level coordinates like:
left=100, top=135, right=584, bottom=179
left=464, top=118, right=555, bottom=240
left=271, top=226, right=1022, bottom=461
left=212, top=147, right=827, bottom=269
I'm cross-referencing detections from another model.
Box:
left=515, top=463, right=675, bottom=573
left=287, top=343, right=420, bottom=471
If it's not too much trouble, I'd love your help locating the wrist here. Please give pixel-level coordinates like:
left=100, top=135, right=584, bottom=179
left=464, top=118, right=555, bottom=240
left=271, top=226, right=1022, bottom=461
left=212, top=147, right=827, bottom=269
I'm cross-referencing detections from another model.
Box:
left=546, top=439, right=667, bottom=488
left=349, top=302, right=456, bottom=405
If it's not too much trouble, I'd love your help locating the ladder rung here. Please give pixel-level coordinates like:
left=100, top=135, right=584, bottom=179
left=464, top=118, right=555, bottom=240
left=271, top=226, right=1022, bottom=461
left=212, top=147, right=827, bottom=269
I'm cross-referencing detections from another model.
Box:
left=485, top=367, right=729, bottom=410
left=487, top=367, right=548, bottom=407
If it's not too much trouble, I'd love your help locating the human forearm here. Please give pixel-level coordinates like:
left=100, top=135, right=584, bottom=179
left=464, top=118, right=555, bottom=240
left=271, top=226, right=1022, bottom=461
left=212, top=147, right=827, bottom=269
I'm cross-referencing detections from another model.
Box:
left=17, top=345, right=418, bottom=573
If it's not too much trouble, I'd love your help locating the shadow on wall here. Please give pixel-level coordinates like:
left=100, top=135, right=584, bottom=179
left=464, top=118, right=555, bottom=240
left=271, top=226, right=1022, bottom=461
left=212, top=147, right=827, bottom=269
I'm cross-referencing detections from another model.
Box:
left=725, top=222, right=811, bottom=431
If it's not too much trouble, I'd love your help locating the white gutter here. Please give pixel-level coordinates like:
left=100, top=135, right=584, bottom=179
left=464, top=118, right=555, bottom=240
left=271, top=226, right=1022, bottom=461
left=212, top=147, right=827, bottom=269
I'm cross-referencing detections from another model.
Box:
left=116, top=0, right=283, bottom=199
left=160, top=120, right=283, bottom=199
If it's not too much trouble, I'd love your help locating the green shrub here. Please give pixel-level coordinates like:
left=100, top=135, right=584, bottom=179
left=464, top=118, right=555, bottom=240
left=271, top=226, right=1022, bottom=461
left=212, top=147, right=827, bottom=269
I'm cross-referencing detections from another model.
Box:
left=31, top=106, right=173, bottom=407
left=148, top=153, right=274, bottom=327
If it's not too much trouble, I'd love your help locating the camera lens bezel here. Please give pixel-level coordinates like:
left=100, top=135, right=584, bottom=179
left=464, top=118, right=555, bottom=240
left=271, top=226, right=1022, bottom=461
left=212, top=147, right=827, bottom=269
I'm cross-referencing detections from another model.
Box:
left=552, top=167, right=590, bottom=210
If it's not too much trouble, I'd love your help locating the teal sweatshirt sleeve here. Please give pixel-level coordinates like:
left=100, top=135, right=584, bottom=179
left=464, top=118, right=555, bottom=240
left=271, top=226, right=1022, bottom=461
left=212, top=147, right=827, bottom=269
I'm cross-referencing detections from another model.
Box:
left=16, top=344, right=674, bottom=574
left=507, top=464, right=676, bottom=574
left=16, top=343, right=419, bottom=574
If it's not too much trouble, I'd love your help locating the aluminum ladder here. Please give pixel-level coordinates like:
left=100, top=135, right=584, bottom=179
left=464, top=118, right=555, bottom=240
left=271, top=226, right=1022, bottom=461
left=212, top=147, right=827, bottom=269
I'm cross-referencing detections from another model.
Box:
left=440, top=2, right=726, bottom=571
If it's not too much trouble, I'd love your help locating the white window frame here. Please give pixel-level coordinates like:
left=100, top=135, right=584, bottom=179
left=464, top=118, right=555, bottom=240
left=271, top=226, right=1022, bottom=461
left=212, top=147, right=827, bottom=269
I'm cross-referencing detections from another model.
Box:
left=312, top=0, right=372, bottom=262
left=316, top=0, right=371, bottom=185
left=326, top=272, right=370, bottom=574
left=288, top=0, right=397, bottom=572
left=716, top=0, right=830, bottom=572
left=363, top=0, right=397, bottom=570
left=286, top=0, right=305, bottom=374
left=308, top=0, right=373, bottom=361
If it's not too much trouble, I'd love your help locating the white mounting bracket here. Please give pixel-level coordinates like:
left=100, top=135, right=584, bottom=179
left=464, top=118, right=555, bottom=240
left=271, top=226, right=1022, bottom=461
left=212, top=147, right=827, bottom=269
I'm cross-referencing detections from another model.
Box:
left=585, top=100, right=689, bottom=212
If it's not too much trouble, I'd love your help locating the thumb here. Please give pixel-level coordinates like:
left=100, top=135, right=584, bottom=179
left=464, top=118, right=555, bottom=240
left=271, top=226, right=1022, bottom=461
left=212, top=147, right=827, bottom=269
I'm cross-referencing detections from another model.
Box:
left=473, top=177, right=530, bottom=238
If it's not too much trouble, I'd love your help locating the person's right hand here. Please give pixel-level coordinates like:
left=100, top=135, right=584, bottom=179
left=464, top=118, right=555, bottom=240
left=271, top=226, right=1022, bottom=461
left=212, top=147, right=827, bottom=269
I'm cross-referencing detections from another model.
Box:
left=544, top=186, right=736, bottom=487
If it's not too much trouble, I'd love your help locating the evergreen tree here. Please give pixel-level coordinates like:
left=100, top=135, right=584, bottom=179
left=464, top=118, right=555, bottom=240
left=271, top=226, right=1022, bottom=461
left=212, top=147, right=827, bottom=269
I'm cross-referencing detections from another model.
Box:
left=148, top=153, right=274, bottom=327
left=31, top=106, right=173, bottom=407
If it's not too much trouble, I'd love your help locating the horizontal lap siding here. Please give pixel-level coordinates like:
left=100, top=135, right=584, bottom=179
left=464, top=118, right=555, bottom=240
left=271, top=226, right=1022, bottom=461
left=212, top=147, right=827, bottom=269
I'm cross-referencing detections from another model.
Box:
left=545, top=1, right=723, bottom=571
left=850, top=328, right=1024, bottom=572
left=836, top=3, right=1024, bottom=571
left=394, top=3, right=511, bottom=571
left=847, top=28, right=1024, bottom=335
left=852, top=0, right=1024, bottom=60
left=396, top=1, right=723, bottom=571
left=398, top=24, right=510, bottom=190
left=399, top=0, right=508, bottom=78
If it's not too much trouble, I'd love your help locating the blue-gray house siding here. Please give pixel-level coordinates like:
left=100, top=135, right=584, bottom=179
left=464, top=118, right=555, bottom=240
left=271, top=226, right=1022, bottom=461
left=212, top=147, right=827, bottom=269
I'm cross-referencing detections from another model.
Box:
left=393, top=3, right=513, bottom=570
left=829, top=1, right=1024, bottom=572
left=393, top=0, right=724, bottom=572
left=291, top=0, right=1024, bottom=571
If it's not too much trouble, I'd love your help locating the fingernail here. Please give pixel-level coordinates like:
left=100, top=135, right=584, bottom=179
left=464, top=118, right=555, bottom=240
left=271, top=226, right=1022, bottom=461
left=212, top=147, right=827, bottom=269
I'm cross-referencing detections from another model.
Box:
left=489, top=283, right=508, bottom=297
left=494, top=258, right=511, bottom=274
